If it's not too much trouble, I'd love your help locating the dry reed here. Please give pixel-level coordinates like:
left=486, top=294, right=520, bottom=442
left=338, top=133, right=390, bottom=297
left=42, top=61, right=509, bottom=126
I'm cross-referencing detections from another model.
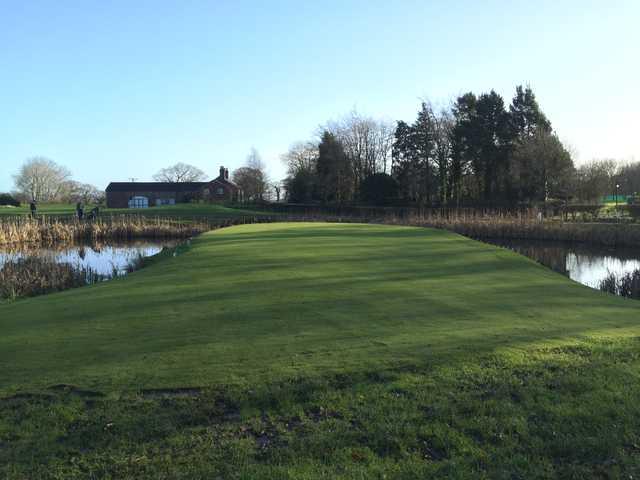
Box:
left=0, top=215, right=211, bottom=247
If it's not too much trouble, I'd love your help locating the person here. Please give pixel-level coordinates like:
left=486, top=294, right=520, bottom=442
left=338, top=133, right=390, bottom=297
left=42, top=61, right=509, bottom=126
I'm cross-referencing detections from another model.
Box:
left=29, top=200, right=37, bottom=218
left=76, top=202, right=84, bottom=220
left=87, top=206, right=99, bottom=220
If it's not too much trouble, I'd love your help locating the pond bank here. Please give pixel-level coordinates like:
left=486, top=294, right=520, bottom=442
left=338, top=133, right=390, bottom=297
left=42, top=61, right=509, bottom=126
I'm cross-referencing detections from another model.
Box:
left=0, top=239, right=184, bottom=301
left=481, top=237, right=640, bottom=291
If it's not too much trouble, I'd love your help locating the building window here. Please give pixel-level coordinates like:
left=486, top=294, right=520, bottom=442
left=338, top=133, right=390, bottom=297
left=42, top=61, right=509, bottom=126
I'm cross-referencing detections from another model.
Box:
left=203, top=188, right=210, bottom=195
left=128, top=196, right=149, bottom=209
left=216, top=187, right=224, bottom=195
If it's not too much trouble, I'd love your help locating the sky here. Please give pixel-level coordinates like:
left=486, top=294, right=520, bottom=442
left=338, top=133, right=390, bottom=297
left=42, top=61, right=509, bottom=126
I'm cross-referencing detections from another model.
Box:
left=1, top=0, right=638, bottom=192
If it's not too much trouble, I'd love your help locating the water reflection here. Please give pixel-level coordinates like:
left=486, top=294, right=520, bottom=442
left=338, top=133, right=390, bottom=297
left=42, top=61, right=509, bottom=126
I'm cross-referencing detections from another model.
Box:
left=485, top=239, right=640, bottom=289
left=0, top=240, right=178, bottom=276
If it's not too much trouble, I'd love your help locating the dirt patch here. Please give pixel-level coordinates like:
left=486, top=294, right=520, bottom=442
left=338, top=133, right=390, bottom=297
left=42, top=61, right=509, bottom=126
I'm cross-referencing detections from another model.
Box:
left=0, top=392, right=54, bottom=404
left=48, top=384, right=105, bottom=398
left=140, top=387, right=203, bottom=399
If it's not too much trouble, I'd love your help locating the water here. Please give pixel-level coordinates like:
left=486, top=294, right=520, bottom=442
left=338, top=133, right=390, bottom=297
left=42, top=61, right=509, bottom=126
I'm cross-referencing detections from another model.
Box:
left=484, top=238, right=640, bottom=289
left=0, top=240, right=178, bottom=276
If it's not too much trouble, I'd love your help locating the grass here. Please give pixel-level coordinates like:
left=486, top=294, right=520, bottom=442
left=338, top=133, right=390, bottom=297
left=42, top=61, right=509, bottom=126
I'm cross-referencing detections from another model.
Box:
left=0, top=202, right=273, bottom=219
left=2, top=223, right=640, bottom=478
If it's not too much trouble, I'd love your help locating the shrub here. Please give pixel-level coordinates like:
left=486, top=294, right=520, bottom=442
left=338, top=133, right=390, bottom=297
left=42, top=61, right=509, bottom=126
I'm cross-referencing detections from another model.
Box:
left=0, top=193, right=20, bottom=207
left=360, top=173, right=398, bottom=206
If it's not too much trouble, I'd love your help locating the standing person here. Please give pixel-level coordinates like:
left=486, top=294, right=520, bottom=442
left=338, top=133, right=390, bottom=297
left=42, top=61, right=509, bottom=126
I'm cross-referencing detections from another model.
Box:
left=29, top=200, right=37, bottom=218
left=76, top=202, right=84, bottom=220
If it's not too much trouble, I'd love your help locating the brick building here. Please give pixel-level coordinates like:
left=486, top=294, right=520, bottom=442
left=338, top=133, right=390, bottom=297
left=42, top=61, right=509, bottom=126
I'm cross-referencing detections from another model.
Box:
left=105, top=166, right=241, bottom=208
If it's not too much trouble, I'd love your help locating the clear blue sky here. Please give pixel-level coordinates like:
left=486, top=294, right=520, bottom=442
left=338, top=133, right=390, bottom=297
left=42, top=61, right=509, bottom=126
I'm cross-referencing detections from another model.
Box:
left=1, top=0, right=638, bottom=192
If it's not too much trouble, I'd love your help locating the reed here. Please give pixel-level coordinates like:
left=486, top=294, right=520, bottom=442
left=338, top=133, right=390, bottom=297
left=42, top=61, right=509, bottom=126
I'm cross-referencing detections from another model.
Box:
left=0, top=215, right=211, bottom=247
left=4, top=208, right=640, bottom=249
left=270, top=209, right=640, bottom=248
left=376, top=210, right=640, bottom=248
left=0, top=256, right=106, bottom=300
left=599, top=269, right=640, bottom=299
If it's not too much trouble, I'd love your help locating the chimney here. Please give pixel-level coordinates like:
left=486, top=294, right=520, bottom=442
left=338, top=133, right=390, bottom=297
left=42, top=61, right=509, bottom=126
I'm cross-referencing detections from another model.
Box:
left=225, top=168, right=229, bottom=180
left=219, top=166, right=225, bottom=179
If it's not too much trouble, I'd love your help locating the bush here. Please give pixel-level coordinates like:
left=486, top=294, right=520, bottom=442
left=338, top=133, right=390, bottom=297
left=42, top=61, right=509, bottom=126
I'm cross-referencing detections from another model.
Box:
left=0, top=193, right=20, bottom=207
left=360, top=173, right=398, bottom=206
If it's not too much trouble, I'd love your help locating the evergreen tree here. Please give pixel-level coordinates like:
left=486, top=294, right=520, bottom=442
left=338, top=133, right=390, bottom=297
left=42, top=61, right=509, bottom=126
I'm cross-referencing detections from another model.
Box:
left=391, top=104, right=438, bottom=204
left=450, top=93, right=478, bottom=204
left=316, top=131, right=353, bottom=204
left=509, top=85, right=551, bottom=139
left=474, top=90, right=513, bottom=202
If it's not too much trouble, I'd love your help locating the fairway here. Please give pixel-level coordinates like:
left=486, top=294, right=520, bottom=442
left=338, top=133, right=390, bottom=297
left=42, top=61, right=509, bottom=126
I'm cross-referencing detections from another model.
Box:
left=3, top=223, right=640, bottom=478
left=2, top=222, right=637, bottom=394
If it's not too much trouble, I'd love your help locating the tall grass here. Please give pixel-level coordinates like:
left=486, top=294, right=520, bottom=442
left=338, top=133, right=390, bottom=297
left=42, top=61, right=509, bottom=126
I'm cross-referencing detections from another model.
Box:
left=599, top=270, right=640, bottom=299
left=0, top=215, right=211, bottom=246
left=0, top=256, right=107, bottom=300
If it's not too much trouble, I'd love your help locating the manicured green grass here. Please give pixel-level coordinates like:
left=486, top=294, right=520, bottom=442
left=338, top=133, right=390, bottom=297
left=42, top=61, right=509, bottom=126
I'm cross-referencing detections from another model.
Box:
left=2, top=223, right=640, bottom=478
left=0, top=203, right=79, bottom=217
left=0, top=202, right=271, bottom=219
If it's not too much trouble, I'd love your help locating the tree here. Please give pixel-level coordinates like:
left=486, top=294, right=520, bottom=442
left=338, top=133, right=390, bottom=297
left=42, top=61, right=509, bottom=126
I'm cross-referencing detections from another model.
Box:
left=431, top=106, right=454, bottom=205
left=574, top=159, right=618, bottom=202
left=391, top=103, right=437, bottom=205
left=392, top=120, right=422, bottom=203
left=281, top=141, right=318, bottom=177
left=449, top=93, right=478, bottom=204
left=617, top=161, right=640, bottom=196
left=284, top=169, right=319, bottom=203
left=510, top=131, right=575, bottom=202
left=316, top=131, right=353, bottom=204
left=63, top=181, right=105, bottom=204
left=473, top=90, right=513, bottom=202
left=232, top=167, right=267, bottom=202
left=153, top=162, right=206, bottom=182
left=281, top=141, right=320, bottom=203
left=13, top=157, right=72, bottom=202
left=272, top=182, right=282, bottom=202
left=509, top=85, right=551, bottom=139
left=360, top=173, right=398, bottom=206
left=324, top=110, right=394, bottom=194
left=0, top=193, right=20, bottom=207
left=232, top=148, right=269, bottom=201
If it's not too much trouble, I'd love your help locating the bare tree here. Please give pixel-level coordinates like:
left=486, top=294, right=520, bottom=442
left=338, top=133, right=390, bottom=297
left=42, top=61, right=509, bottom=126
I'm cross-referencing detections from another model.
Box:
left=232, top=167, right=267, bottom=201
left=324, top=110, right=394, bottom=192
left=153, top=162, right=206, bottom=182
left=272, top=182, right=282, bottom=202
left=431, top=105, right=454, bottom=204
left=232, top=148, right=269, bottom=201
left=511, top=131, right=575, bottom=202
left=281, top=141, right=318, bottom=176
left=574, top=159, right=618, bottom=203
left=13, top=157, right=72, bottom=202
left=62, top=181, right=105, bottom=204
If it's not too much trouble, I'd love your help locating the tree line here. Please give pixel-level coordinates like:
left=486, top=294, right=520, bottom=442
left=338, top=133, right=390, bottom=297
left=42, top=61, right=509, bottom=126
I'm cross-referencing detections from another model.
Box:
left=282, top=86, right=636, bottom=207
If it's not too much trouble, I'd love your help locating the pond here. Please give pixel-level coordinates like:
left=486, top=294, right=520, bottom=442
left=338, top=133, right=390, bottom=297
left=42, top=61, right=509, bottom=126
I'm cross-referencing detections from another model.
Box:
left=484, top=238, right=640, bottom=289
left=0, top=240, right=179, bottom=276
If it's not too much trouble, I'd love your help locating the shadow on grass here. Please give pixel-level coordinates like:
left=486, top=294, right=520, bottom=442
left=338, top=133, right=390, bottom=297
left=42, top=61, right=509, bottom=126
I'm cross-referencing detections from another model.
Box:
left=3, top=336, right=640, bottom=478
